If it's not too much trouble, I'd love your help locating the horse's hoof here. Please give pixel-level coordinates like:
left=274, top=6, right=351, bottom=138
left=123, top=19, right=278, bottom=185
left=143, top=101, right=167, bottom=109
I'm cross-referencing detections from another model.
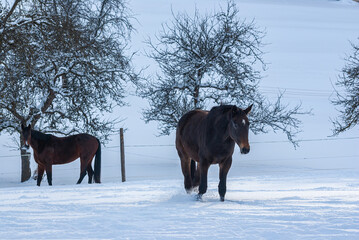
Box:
left=185, top=188, right=192, bottom=194
left=197, top=194, right=203, bottom=201
left=220, top=196, right=225, bottom=202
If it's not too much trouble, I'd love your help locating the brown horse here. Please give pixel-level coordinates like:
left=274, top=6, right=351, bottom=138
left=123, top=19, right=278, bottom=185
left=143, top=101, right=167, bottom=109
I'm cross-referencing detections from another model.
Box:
left=176, top=105, right=252, bottom=201
left=21, top=124, right=101, bottom=186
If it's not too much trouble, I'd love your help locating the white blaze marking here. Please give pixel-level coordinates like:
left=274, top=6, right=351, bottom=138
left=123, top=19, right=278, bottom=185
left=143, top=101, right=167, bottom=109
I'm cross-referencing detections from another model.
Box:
left=242, top=119, right=246, bottom=125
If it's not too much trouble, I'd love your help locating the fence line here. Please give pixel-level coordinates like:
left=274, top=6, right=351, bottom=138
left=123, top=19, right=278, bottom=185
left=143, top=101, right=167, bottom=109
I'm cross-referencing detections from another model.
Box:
left=1, top=136, right=358, bottom=159
left=111, top=136, right=359, bottom=148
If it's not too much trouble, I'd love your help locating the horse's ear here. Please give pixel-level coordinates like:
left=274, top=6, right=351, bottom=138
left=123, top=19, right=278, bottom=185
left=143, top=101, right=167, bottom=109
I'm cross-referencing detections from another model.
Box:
left=244, top=104, right=253, bottom=115
left=22, top=124, right=31, bottom=130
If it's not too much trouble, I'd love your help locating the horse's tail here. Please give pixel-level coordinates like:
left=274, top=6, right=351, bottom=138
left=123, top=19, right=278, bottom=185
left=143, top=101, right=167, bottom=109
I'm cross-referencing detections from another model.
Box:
left=94, top=138, right=101, bottom=183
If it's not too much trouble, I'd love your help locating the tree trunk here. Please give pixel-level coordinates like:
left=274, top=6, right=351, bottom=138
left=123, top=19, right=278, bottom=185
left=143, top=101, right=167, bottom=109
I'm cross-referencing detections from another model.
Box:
left=194, top=86, right=199, bottom=109
left=193, top=69, right=202, bottom=109
left=20, top=135, right=31, bottom=182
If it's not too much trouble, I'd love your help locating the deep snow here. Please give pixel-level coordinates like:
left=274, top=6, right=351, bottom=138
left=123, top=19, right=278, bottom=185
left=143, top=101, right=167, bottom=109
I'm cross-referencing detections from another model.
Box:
left=1, top=0, right=359, bottom=239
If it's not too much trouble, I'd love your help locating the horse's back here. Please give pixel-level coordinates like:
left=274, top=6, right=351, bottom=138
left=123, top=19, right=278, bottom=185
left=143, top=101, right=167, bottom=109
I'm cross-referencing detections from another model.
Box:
left=54, top=133, right=96, bottom=146
left=72, top=133, right=97, bottom=143
left=65, top=133, right=98, bottom=152
left=52, top=133, right=98, bottom=164
left=176, top=109, right=208, bottom=161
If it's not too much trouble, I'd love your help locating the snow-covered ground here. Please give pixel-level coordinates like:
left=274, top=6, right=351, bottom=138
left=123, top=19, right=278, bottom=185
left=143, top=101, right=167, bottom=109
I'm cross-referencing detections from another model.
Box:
left=1, top=174, right=358, bottom=239
left=1, top=0, right=359, bottom=239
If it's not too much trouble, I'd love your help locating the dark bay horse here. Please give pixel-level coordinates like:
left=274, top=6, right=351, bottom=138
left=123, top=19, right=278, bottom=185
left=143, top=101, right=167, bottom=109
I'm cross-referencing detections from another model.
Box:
left=176, top=105, right=252, bottom=201
left=21, top=124, right=101, bottom=186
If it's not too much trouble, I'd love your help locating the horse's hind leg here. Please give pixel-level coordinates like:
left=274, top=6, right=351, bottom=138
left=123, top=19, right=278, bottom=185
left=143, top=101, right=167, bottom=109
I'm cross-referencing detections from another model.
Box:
left=37, top=165, right=45, bottom=186
left=179, top=151, right=192, bottom=193
left=77, top=157, right=88, bottom=184
left=192, top=161, right=200, bottom=188
left=87, top=165, right=94, bottom=184
left=77, top=170, right=87, bottom=184
left=45, top=164, right=53, bottom=186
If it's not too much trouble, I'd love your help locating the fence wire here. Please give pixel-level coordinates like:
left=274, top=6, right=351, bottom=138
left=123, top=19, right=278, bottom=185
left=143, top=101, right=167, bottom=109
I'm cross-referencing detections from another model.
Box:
left=1, top=136, right=358, bottom=159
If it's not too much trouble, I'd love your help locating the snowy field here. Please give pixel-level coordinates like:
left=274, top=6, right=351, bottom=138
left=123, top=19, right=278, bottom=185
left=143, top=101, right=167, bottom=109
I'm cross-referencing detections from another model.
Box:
left=1, top=0, right=359, bottom=239
left=1, top=174, right=359, bottom=239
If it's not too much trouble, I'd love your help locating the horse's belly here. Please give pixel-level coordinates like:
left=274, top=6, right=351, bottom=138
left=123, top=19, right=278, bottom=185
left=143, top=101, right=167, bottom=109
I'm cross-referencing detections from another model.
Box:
left=52, top=153, right=79, bottom=165
left=182, top=143, right=200, bottom=162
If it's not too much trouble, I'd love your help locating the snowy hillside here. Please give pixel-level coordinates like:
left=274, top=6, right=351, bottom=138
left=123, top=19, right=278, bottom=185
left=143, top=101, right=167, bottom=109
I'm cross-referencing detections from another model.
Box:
left=1, top=0, right=359, bottom=239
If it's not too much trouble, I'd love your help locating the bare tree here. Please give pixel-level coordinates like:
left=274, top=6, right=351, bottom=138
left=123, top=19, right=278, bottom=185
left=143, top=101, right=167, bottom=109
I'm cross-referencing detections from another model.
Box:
left=138, top=1, right=307, bottom=145
left=331, top=38, right=359, bottom=135
left=0, top=0, right=137, bottom=181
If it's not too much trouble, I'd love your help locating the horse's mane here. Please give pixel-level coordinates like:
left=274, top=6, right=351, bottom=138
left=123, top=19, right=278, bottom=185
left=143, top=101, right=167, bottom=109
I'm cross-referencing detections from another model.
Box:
left=206, top=105, right=234, bottom=129
left=209, top=105, right=234, bottom=114
left=31, top=130, right=52, bottom=141
left=208, top=105, right=234, bottom=119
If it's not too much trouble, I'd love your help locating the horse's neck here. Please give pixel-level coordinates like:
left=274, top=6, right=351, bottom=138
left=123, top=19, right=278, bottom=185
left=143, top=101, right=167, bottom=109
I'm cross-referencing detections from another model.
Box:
left=30, top=130, right=45, bottom=151
left=205, top=116, right=231, bottom=143
left=29, top=136, right=39, bottom=151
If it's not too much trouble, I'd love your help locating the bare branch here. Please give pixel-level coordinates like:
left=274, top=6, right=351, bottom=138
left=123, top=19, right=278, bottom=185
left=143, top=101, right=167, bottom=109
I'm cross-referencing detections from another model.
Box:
left=138, top=0, right=307, bottom=145
left=331, top=38, right=359, bottom=135
left=0, top=0, right=137, bottom=142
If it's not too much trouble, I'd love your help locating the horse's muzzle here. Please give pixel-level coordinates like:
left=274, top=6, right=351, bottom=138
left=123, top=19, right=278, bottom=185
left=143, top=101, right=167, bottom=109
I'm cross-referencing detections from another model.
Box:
left=240, top=147, right=250, bottom=154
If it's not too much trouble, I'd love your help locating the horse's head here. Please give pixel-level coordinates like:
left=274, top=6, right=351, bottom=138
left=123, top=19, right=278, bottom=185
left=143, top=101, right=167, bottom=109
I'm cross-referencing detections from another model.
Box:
left=21, top=124, right=31, bottom=149
left=228, top=105, right=252, bottom=154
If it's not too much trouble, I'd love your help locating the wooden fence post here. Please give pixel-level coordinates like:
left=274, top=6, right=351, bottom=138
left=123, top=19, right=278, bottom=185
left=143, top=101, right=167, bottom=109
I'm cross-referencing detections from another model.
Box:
left=120, top=128, right=126, bottom=182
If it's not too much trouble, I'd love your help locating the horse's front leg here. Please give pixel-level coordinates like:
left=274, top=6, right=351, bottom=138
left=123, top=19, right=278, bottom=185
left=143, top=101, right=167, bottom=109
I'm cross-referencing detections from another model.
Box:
left=218, top=157, right=232, bottom=201
left=45, top=163, right=53, bottom=186
left=198, top=159, right=210, bottom=200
